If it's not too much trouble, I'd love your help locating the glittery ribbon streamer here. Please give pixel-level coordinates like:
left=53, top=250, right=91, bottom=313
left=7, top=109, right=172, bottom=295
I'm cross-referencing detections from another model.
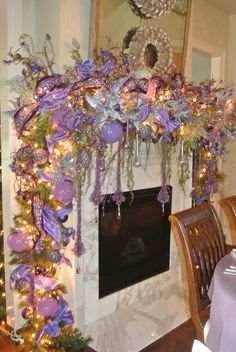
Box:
left=14, top=102, right=39, bottom=135
left=90, top=153, right=104, bottom=205
left=74, top=180, right=85, bottom=262
left=112, top=145, right=125, bottom=219
left=157, top=138, right=170, bottom=212
left=32, top=193, right=47, bottom=252
left=124, top=122, right=129, bottom=149
left=28, top=253, right=35, bottom=306
left=204, top=157, right=218, bottom=197
left=191, top=150, right=199, bottom=206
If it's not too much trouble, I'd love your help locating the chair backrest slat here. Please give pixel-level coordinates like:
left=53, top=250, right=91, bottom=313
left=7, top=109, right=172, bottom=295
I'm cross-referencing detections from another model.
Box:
left=169, top=203, right=226, bottom=340
left=220, top=195, right=236, bottom=243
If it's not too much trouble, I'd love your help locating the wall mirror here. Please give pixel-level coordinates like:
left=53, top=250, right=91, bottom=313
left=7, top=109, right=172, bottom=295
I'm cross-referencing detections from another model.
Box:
left=90, top=0, right=192, bottom=73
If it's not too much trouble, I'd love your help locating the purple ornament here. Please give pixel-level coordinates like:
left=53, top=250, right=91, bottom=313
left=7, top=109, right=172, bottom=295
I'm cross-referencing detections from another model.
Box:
left=33, top=148, right=48, bottom=165
left=22, top=307, right=31, bottom=319
left=58, top=214, right=68, bottom=223
left=36, top=297, right=58, bottom=317
left=76, top=59, right=96, bottom=79
left=100, top=121, right=123, bottom=144
left=7, top=231, right=30, bottom=252
left=52, top=108, right=74, bottom=132
left=52, top=177, right=74, bottom=203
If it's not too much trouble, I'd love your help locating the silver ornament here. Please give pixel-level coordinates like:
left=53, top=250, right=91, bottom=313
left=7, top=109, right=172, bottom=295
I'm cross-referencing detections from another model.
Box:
left=33, top=148, right=48, bottom=165
left=80, top=150, right=92, bottom=168
left=139, top=125, right=152, bottom=141
left=48, top=250, right=62, bottom=263
left=15, top=278, right=27, bottom=291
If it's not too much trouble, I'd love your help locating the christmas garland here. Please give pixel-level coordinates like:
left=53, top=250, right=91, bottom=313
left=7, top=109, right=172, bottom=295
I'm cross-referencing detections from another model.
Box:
left=3, top=34, right=236, bottom=351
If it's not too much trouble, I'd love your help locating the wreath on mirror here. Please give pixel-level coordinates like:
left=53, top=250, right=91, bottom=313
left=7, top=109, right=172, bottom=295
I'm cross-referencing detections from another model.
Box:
left=125, top=26, right=173, bottom=73
left=128, top=0, right=148, bottom=19
left=173, top=0, right=188, bottom=15
left=128, top=0, right=176, bottom=19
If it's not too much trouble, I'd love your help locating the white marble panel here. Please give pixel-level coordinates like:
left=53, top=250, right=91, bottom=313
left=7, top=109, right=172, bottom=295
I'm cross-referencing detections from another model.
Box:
left=80, top=144, right=190, bottom=351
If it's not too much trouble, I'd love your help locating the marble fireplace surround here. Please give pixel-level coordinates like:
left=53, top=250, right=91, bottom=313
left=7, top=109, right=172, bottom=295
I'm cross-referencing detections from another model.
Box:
left=69, top=145, right=191, bottom=352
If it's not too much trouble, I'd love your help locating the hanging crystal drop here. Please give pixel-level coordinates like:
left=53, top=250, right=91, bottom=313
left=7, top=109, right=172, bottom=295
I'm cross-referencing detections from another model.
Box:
left=179, top=139, right=185, bottom=165
left=124, top=122, right=129, bottom=149
left=133, top=130, right=141, bottom=167
left=162, top=202, right=165, bottom=215
left=117, top=205, right=121, bottom=220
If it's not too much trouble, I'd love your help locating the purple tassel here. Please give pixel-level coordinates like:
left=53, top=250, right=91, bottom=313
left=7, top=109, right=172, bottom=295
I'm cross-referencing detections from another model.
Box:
left=112, top=145, right=125, bottom=219
left=204, top=157, right=218, bottom=196
left=90, top=153, right=104, bottom=205
left=74, top=180, right=85, bottom=259
left=191, top=151, right=199, bottom=206
left=157, top=138, right=170, bottom=211
left=28, top=253, right=35, bottom=306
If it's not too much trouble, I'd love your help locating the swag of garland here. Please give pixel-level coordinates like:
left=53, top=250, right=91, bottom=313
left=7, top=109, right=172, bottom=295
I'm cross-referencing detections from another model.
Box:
left=3, top=34, right=236, bottom=351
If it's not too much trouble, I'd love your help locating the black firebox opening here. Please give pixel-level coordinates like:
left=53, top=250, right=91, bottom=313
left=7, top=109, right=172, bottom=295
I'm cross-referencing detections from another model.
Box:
left=99, top=186, right=172, bottom=298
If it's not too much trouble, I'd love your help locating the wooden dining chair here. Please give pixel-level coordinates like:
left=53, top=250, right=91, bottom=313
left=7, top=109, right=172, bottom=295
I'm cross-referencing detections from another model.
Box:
left=219, top=195, right=236, bottom=243
left=169, top=203, right=227, bottom=342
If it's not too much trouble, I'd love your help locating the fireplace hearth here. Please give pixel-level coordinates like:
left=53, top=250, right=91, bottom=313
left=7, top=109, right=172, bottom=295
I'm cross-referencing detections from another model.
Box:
left=99, top=186, right=172, bottom=298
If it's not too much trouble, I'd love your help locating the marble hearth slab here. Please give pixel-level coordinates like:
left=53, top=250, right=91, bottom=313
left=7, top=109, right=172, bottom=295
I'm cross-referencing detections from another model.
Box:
left=85, top=283, right=188, bottom=352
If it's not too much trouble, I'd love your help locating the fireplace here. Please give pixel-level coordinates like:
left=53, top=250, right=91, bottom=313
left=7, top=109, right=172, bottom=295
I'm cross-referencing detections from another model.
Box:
left=99, top=186, right=172, bottom=298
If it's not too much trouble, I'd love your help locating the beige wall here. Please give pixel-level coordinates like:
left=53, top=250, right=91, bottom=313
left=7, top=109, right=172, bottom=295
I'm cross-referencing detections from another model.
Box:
left=185, top=0, right=229, bottom=80
left=222, top=14, right=236, bottom=214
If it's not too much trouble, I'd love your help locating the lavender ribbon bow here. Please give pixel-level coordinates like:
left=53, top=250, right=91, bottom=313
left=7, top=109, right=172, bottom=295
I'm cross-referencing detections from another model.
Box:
left=34, top=275, right=59, bottom=292
left=158, top=108, right=180, bottom=141
left=56, top=202, right=73, bottom=218
left=14, top=102, right=39, bottom=135
left=77, top=59, right=96, bottom=79
left=10, top=264, right=30, bottom=290
left=36, top=298, right=74, bottom=345
left=46, top=132, right=69, bottom=154
left=38, top=86, right=72, bottom=111
left=42, top=206, right=61, bottom=243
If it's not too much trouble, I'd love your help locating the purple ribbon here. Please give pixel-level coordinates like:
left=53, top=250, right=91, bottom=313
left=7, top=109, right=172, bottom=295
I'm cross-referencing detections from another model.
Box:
left=14, top=102, right=39, bottom=135
left=46, top=132, right=69, bottom=153
left=56, top=202, right=73, bottom=218
left=77, top=59, right=96, bottom=79
left=38, top=86, right=72, bottom=111
left=158, top=108, right=180, bottom=141
left=36, top=298, right=74, bottom=345
left=37, top=168, right=54, bottom=182
left=42, top=206, right=61, bottom=243
left=34, top=275, right=59, bottom=292
left=35, top=75, right=63, bottom=98
left=10, top=264, right=30, bottom=290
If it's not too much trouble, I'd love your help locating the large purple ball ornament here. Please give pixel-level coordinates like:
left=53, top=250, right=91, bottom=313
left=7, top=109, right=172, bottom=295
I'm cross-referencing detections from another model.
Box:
left=7, top=231, right=30, bottom=252
left=100, top=121, right=123, bottom=144
left=52, top=178, right=74, bottom=203
left=36, top=297, right=58, bottom=317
